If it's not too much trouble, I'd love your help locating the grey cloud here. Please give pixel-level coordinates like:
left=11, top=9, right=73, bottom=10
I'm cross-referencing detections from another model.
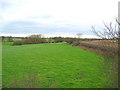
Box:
left=2, top=21, right=91, bottom=35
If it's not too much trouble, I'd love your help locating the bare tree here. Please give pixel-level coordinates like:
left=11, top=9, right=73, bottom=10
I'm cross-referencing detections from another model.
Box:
left=2, top=36, right=5, bottom=42
left=76, top=33, right=82, bottom=39
left=91, top=19, right=120, bottom=40
left=28, top=34, right=44, bottom=38
left=91, top=19, right=119, bottom=58
left=8, top=36, right=13, bottom=42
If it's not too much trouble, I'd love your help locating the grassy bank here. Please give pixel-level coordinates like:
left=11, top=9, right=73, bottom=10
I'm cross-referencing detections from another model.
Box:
left=2, top=42, right=117, bottom=88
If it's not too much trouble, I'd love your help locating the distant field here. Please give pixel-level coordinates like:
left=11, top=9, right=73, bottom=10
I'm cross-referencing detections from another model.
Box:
left=2, top=42, right=13, bottom=46
left=2, top=42, right=117, bottom=88
left=2, top=38, right=21, bottom=42
left=13, top=38, right=21, bottom=41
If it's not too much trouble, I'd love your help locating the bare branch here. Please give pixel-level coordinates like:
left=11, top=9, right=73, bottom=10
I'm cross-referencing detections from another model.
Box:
left=92, top=19, right=120, bottom=39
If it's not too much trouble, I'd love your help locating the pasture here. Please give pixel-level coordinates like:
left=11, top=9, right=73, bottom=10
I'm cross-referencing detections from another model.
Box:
left=2, top=42, right=117, bottom=88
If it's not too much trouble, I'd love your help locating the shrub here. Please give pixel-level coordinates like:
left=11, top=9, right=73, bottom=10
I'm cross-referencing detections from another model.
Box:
left=64, top=38, right=76, bottom=44
left=13, top=34, right=47, bottom=45
left=48, top=39, right=55, bottom=43
left=72, top=41, right=80, bottom=46
left=13, top=40, right=25, bottom=45
left=52, top=37, right=63, bottom=43
left=8, top=36, right=13, bottom=42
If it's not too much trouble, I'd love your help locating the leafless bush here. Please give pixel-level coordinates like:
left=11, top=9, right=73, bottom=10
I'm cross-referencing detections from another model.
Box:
left=64, top=37, right=77, bottom=44
left=13, top=34, right=47, bottom=45
left=92, top=19, right=119, bottom=39
left=76, top=33, right=82, bottom=39
left=72, top=41, right=80, bottom=46
left=52, top=36, right=64, bottom=43
left=80, top=40, right=118, bottom=58
left=90, top=18, right=120, bottom=58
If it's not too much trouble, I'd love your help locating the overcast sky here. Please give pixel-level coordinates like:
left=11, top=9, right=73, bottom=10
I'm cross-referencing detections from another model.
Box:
left=0, top=0, right=119, bottom=37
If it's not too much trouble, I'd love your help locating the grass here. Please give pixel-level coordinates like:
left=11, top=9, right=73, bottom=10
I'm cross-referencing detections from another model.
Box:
left=2, top=42, right=117, bottom=88
left=13, top=38, right=21, bottom=41
left=2, top=42, right=13, bottom=46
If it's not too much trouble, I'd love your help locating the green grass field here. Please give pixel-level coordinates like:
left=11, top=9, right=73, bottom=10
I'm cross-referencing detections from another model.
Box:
left=2, top=42, right=115, bottom=88
left=2, top=42, right=13, bottom=46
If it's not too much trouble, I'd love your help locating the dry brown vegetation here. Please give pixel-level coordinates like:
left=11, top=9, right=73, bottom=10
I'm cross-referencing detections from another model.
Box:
left=78, top=40, right=118, bottom=59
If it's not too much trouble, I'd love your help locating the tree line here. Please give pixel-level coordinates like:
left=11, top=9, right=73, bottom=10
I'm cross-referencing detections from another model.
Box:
left=1, top=34, right=104, bottom=46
